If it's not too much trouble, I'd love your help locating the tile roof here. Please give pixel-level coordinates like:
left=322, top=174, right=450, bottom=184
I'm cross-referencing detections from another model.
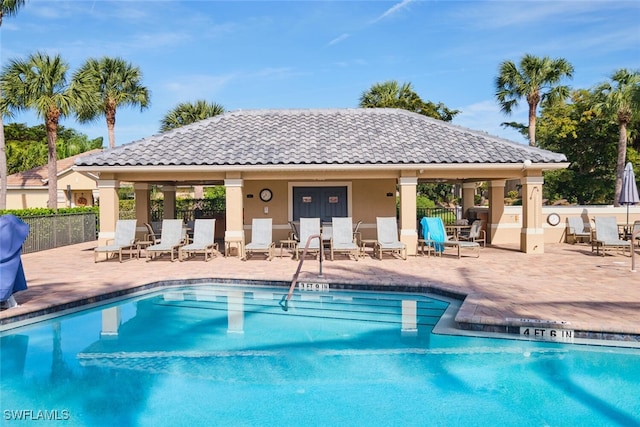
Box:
left=8, top=149, right=103, bottom=188
left=74, top=108, right=566, bottom=167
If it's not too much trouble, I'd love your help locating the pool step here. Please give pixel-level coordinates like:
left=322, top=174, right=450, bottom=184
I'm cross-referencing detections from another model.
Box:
left=156, top=289, right=447, bottom=327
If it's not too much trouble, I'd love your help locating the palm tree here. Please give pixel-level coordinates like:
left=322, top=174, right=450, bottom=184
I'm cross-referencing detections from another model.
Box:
left=1, top=52, right=75, bottom=209
left=0, top=0, right=27, bottom=210
left=594, top=68, right=640, bottom=206
left=160, top=100, right=225, bottom=132
left=0, top=0, right=26, bottom=25
left=72, top=57, right=150, bottom=149
left=360, top=80, right=421, bottom=110
left=359, top=80, right=458, bottom=121
left=160, top=100, right=225, bottom=198
left=495, top=54, right=574, bottom=147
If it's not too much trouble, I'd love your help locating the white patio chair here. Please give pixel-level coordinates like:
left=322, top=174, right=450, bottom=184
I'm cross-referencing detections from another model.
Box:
left=179, top=219, right=218, bottom=261
left=245, top=218, right=275, bottom=261
left=458, top=220, right=486, bottom=247
left=94, top=219, right=138, bottom=262
left=566, top=216, right=591, bottom=244
left=374, top=217, right=407, bottom=260
left=592, top=216, right=631, bottom=257
left=330, top=217, right=360, bottom=260
left=420, top=216, right=480, bottom=258
left=296, top=218, right=322, bottom=259
left=146, top=219, right=185, bottom=262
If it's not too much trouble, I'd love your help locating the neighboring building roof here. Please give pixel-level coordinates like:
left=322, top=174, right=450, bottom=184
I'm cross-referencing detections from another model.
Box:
left=8, top=149, right=103, bottom=188
left=74, top=108, right=566, bottom=168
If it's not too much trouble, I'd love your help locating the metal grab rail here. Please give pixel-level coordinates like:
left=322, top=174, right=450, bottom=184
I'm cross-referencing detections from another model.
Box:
left=632, top=222, right=640, bottom=273
left=280, top=234, right=323, bottom=311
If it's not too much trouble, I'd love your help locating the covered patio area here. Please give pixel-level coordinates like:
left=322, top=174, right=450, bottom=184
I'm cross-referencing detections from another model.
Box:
left=73, top=108, right=569, bottom=255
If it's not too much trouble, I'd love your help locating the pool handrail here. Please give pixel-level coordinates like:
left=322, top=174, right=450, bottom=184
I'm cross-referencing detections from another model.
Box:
left=280, top=234, right=323, bottom=311
left=632, top=220, right=640, bottom=272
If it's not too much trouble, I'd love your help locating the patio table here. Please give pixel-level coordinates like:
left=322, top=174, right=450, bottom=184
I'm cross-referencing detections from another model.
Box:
left=279, top=239, right=298, bottom=258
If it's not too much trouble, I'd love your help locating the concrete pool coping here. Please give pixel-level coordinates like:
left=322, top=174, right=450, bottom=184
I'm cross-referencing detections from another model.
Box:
left=1, top=241, right=639, bottom=343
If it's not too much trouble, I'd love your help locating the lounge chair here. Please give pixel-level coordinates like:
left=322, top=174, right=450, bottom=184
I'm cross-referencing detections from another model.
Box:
left=458, top=220, right=486, bottom=247
left=146, top=219, right=185, bottom=262
left=322, top=221, right=333, bottom=253
left=179, top=219, right=218, bottom=261
left=420, top=217, right=480, bottom=258
left=374, top=217, right=407, bottom=260
left=295, top=217, right=322, bottom=259
left=288, top=221, right=300, bottom=242
left=330, top=217, right=360, bottom=260
left=592, top=216, right=631, bottom=256
left=143, top=222, right=161, bottom=245
left=351, top=219, right=363, bottom=247
left=244, top=218, right=275, bottom=261
left=566, top=217, right=591, bottom=244
left=634, top=221, right=640, bottom=247
left=94, top=219, right=138, bottom=262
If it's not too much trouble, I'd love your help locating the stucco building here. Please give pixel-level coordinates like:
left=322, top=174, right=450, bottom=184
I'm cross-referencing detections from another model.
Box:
left=7, top=149, right=102, bottom=210
left=74, top=108, right=570, bottom=255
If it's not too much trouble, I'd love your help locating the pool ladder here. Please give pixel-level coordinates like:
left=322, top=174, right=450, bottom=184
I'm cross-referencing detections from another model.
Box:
left=280, top=234, right=323, bottom=311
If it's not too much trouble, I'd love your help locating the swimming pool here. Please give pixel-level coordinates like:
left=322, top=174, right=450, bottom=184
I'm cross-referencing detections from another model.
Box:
left=1, top=284, right=639, bottom=426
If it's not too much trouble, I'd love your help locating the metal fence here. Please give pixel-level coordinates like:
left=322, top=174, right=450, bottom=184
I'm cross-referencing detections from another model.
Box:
left=16, top=206, right=458, bottom=254
left=20, top=212, right=98, bottom=254
left=416, top=207, right=459, bottom=224
left=149, top=199, right=225, bottom=222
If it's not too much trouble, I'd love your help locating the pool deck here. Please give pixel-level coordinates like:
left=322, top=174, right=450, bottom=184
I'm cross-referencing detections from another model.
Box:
left=2, top=241, right=639, bottom=342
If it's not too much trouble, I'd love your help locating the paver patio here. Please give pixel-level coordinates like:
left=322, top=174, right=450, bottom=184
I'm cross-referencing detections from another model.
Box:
left=2, top=241, right=639, bottom=342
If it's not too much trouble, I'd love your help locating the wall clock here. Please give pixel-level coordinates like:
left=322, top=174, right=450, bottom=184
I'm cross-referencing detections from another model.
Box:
left=259, top=188, right=273, bottom=202
left=547, top=213, right=561, bottom=226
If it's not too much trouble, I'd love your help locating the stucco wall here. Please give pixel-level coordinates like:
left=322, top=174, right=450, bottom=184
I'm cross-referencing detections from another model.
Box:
left=241, top=179, right=398, bottom=241
left=7, top=171, right=97, bottom=210
left=6, top=190, right=49, bottom=210
left=472, top=205, right=640, bottom=245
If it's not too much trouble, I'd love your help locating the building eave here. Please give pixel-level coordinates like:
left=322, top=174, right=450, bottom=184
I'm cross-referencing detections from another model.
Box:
left=74, top=161, right=570, bottom=175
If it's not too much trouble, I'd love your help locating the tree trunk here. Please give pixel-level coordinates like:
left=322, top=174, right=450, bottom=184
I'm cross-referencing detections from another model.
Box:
left=106, top=103, right=116, bottom=149
left=528, top=102, right=537, bottom=147
left=613, top=122, right=628, bottom=207
left=46, top=114, right=59, bottom=210
left=0, top=109, right=7, bottom=210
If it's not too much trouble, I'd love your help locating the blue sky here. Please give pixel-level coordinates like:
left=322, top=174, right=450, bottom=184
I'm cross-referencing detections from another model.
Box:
left=2, top=0, right=639, bottom=147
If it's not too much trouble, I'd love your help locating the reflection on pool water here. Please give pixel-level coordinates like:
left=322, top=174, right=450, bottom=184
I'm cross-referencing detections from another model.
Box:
left=1, top=284, right=639, bottom=426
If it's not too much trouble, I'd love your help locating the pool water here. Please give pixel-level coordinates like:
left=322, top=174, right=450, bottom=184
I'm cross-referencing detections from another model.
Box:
left=1, top=285, right=639, bottom=426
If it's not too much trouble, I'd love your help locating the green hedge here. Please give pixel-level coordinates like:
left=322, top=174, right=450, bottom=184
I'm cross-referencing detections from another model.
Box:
left=0, top=206, right=99, bottom=217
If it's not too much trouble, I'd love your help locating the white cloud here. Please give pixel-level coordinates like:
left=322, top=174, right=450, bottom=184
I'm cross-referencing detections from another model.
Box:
left=458, top=1, right=612, bottom=30
left=333, top=59, right=367, bottom=68
left=328, top=33, right=350, bottom=46
left=370, top=0, right=415, bottom=24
